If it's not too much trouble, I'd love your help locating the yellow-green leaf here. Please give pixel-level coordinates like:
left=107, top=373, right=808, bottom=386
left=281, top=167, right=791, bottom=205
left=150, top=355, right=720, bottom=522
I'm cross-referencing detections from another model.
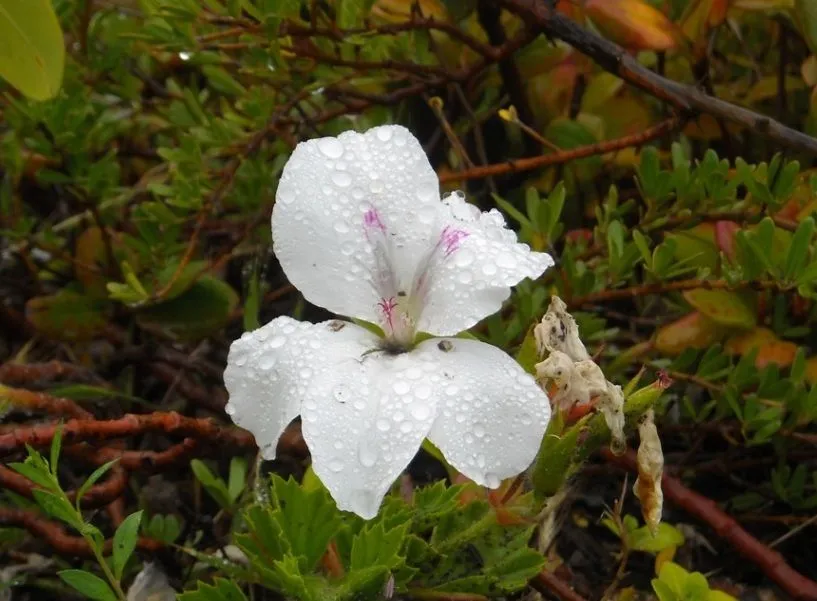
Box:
left=0, top=0, right=65, bottom=100
left=682, top=289, right=756, bottom=329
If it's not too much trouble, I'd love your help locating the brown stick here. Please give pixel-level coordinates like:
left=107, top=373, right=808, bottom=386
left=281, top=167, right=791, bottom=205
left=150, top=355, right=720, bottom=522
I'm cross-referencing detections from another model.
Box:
left=530, top=570, right=590, bottom=601
left=604, top=449, right=817, bottom=601
left=498, top=0, right=817, bottom=156
left=0, top=412, right=256, bottom=456
left=440, top=117, right=680, bottom=183
left=0, top=385, right=92, bottom=419
left=0, top=507, right=163, bottom=557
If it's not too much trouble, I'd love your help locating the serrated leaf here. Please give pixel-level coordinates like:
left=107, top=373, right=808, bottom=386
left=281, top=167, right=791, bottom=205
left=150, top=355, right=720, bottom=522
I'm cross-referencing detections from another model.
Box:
left=58, top=570, right=117, bottom=601
left=113, top=510, right=143, bottom=580
left=0, top=0, right=65, bottom=100
left=177, top=578, right=249, bottom=601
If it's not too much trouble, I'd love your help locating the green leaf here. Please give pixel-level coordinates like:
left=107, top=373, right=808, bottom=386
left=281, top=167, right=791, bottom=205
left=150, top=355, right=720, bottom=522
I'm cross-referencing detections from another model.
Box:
left=0, top=0, right=65, bottom=100
left=32, top=490, right=82, bottom=530
left=135, top=276, right=238, bottom=340
left=228, top=457, right=247, bottom=503
left=682, top=289, right=756, bottom=329
left=58, top=570, right=117, bottom=601
left=113, top=510, right=143, bottom=580
left=190, top=459, right=232, bottom=509
left=9, top=460, right=56, bottom=491
left=797, top=0, right=817, bottom=54
left=49, top=424, right=63, bottom=476
left=629, top=522, right=685, bottom=553
left=177, top=577, right=249, bottom=601
left=784, top=217, right=814, bottom=280
left=337, top=0, right=376, bottom=28
left=75, top=460, right=119, bottom=508
left=25, top=290, right=109, bottom=341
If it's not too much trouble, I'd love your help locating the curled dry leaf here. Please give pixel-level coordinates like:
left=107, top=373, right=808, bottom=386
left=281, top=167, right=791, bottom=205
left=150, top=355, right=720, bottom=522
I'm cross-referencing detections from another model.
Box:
left=534, top=297, right=626, bottom=452
left=633, top=409, right=664, bottom=536
left=126, top=562, right=176, bottom=601
left=534, top=296, right=589, bottom=361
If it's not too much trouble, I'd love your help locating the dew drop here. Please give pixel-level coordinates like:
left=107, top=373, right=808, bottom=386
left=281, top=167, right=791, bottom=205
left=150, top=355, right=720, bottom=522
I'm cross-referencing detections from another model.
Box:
left=328, top=459, right=344, bottom=473
left=445, top=384, right=459, bottom=396
left=376, top=418, right=391, bottom=432
left=415, top=384, right=432, bottom=400
left=496, top=252, right=517, bottom=269
left=411, top=403, right=431, bottom=420
left=259, top=355, right=276, bottom=370
left=332, top=171, right=352, bottom=187
left=473, top=423, right=486, bottom=438
left=224, top=403, right=236, bottom=416
left=476, top=455, right=486, bottom=468
left=454, top=249, right=474, bottom=267
left=358, top=441, right=378, bottom=467
left=481, top=262, right=498, bottom=276
left=334, top=220, right=350, bottom=234
left=268, top=336, right=286, bottom=349
left=404, top=367, right=422, bottom=380
left=416, top=182, right=438, bottom=203
left=393, top=381, right=411, bottom=395
left=455, top=413, right=466, bottom=423
left=333, top=385, right=352, bottom=404
left=399, top=421, right=413, bottom=433
left=277, top=184, right=295, bottom=204
left=318, top=137, right=344, bottom=159
left=353, top=399, right=366, bottom=411
left=485, top=472, right=501, bottom=488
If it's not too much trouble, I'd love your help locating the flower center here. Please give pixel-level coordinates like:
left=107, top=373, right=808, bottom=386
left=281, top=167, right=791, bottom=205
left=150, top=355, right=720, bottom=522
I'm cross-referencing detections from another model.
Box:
left=362, top=207, right=468, bottom=348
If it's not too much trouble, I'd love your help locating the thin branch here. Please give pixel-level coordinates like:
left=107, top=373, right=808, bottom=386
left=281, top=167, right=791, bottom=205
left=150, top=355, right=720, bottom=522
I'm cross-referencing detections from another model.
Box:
left=499, top=0, right=817, bottom=156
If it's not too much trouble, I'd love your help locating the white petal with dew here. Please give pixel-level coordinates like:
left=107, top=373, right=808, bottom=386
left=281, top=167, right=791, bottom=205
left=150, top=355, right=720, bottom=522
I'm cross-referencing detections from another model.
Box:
left=224, top=316, right=375, bottom=460
left=423, top=337, right=551, bottom=488
left=417, top=192, right=554, bottom=336
left=300, top=331, right=443, bottom=518
left=272, top=125, right=442, bottom=324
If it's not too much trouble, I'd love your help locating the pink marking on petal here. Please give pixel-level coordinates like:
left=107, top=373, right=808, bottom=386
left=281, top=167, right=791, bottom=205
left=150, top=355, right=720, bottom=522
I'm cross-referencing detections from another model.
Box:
left=363, top=209, right=386, bottom=234
left=440, top=226, right=469, bottom=256
left=377, top=296, right=398, bottom=332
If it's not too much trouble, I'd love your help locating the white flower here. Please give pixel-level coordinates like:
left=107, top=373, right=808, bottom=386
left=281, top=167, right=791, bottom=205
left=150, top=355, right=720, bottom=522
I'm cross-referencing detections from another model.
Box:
left=224, top=125, right=554, bottom=518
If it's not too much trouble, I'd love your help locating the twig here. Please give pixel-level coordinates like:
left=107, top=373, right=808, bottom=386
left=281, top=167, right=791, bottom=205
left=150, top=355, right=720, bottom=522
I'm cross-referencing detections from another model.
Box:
left=498, top=0, right=817, bottom=156
left=440, top=117, right=680, bottom=183
left=530, top=570, right=590, bottom=601
left=604, top=449, right=817, bottom=601
left=0, top=385, right=93, bottom=419
left=0, top=412, right=256, bottom=456
left=0, top=507, right=162, bottom=557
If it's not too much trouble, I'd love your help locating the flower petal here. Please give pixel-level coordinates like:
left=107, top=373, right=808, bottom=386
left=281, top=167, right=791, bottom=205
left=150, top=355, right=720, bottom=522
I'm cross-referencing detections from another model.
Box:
left=420, top=337, right=551, bottom=488
left=300, top=337, right=442, bottom=519
left=416, top=192, right=554, bottom=336
left=223, top=316, right=377, bottom=459
left=272, top=125, right=442, bottom=326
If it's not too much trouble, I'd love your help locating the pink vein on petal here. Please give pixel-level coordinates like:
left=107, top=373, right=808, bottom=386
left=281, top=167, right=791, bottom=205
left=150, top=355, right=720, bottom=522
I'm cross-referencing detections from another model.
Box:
left=440, top=226, right=469, bottom=256
left=364, top=208, right=386, bottom=234
left=377, top=296, right=398, bottom=332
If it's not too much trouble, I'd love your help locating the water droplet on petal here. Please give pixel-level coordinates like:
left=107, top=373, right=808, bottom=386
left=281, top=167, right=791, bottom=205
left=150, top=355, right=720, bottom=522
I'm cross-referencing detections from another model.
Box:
left=399, top=421, right=413, bottom=433
left=358, top=440, right=378, bottom=467
left=476, top=455, right=486, bottom=468
left=474, top=423, right=486, bottom=438
left=268, top=336, right=286, bottom=349
left=454, top=249, right=474, bottom=267
left=393, top=381, right=410, bottom=395
left=445, top=384, right=459, bottom=396
left=411, top=403, right=431, bottom=420
left=376, top=127, right=393, bottom=142
left=332, top=171, right=352, bottom=187
left=224, top=403, right=236, bottom=416
left=277, top=184, right=295, bottom=204
left=318, top=137, right=344, bottom=158
left=482, top=262, right=498, bottom=276
left=485, top=472, right=501, bottom=488
left=334, top=220, right=350, bottom=234
left=259, top=355, right=276, bottom=370
left=376, top=418, right=391, bottom=432
left=328, top=459, right=344, bottom=473
left=415, top=384, right=431, bottom=400
left=496, top=252, right=517, bottom=269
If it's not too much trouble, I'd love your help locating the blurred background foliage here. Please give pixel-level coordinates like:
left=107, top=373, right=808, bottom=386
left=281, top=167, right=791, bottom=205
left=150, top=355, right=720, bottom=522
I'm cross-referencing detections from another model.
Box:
left=1, top=0, right=817, bottom=599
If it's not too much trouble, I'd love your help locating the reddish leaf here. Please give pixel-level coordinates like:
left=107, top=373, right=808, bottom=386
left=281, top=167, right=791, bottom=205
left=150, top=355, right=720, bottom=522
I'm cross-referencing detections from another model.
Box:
left=585, top=0, right=681, bottom=51
left=655, top=312, right=724, bottom=356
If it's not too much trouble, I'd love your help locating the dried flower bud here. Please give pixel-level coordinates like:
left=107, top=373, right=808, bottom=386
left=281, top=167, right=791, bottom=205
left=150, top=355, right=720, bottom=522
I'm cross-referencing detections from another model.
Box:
left=534, top=296, right=589, bottom=361
left=633, top=409, right=664, bottom=535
